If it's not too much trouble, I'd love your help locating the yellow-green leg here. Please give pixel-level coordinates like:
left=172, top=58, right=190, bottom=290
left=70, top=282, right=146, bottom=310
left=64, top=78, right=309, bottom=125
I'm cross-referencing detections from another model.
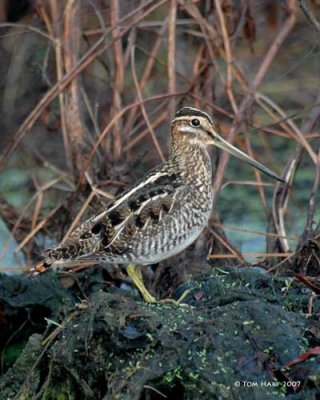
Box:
left=126, top=263, right=192, bottom=305
left=127, top=264, right=157, bottom=303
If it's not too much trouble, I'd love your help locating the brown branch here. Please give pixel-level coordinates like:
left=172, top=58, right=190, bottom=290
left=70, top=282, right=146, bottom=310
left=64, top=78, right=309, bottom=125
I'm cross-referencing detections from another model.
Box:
left=214, top=0, right=238, bottom=113
left=47, top=1, right=71, bottom=169
left=124, top=109, right=167, bottom=152
left=86, top=92, right=186, bottom=170
left=131, top=47, right=165, bottom=161
left=243, top=127, right=268, bottom=215
left=207, top=252, right=293, bottom=259
left=256, top=93, right=318, bottom=163
left=270, top=89, right=320, bottom=252
left=303, top=144, right=320, bottom=240
left=0, top=0, right=168, bottom=171
left=299, top=0, right=320, bottom=33
left=168, top=0, right=177, bottom=120
left=123, top=20, right=168, bottom=138
left=212, top=0, right=297, bottom=200
left=64, top=0, right=91, bottom=185
left=110, top=0, right=124, bottom=161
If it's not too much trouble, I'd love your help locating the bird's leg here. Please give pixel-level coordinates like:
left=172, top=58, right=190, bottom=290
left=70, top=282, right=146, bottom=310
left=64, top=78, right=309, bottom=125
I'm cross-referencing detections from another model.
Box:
left=126, top=264, right=191, bottom=305
left=126, top=264, right=157, bottom=303
left=171, top=288, right=192, bottom=305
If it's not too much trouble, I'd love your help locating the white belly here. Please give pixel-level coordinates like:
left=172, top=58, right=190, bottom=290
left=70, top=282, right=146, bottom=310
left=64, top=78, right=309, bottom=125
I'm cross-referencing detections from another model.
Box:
left=135, top=223, right=206, bottom=265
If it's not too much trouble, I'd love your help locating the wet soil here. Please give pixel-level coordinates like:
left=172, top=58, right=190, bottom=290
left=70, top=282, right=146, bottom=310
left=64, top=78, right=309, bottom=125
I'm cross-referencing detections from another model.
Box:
left=0, top=265, right=319, bottom=400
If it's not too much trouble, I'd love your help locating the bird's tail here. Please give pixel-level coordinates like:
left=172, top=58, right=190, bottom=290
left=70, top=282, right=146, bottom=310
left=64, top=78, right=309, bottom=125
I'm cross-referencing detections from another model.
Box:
left=31, top=244, right=101, bottom=274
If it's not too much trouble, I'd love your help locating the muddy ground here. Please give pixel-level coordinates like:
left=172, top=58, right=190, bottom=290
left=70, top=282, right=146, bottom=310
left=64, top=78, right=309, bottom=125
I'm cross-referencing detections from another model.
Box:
left=0, top=263, right=319, bottom=400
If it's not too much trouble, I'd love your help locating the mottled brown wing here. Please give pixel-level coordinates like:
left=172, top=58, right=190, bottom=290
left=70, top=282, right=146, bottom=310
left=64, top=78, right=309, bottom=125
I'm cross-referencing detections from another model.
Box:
left=43, top=171, right=185, bottom=266
left=87, top=172, right=185, bottom=256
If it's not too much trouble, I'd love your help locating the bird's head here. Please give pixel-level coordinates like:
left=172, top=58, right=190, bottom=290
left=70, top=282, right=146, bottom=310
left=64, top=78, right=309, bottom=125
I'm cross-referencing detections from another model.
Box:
left=172, top=106, right=284, bottom=182
left=172, top=106, right=218, bottom=147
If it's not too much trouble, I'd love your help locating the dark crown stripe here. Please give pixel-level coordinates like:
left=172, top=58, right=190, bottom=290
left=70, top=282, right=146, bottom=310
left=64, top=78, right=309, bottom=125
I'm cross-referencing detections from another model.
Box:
left=174, top=107, right=213, bottom=124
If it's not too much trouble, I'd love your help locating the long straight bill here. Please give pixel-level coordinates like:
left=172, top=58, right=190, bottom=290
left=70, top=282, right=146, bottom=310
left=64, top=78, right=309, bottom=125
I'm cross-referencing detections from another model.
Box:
left=214, top=135, right=285, bottom=183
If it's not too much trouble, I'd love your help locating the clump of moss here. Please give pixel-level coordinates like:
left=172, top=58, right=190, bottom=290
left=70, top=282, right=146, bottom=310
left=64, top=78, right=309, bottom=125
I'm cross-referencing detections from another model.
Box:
left=0, top=267, right=319, bottom=399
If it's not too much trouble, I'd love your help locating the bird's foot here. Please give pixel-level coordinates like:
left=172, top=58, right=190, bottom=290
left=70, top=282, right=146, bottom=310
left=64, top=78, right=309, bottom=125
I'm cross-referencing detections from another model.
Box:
left=126, top=264, right=191, bottom=305
left=162, top=288, right=192, bottom=306
left=126, top=263, right=157, bottom=303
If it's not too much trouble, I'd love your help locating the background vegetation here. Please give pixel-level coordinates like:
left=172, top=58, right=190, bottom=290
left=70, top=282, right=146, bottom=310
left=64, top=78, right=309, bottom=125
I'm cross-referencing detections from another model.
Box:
left=0, top=0, right=319, bottom=271
left=0, top=1, right=320, bottom=399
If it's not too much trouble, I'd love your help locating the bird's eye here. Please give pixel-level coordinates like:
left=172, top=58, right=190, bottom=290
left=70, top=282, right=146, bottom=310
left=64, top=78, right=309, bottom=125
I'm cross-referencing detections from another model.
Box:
left=191, top=118, right=200, bottom=127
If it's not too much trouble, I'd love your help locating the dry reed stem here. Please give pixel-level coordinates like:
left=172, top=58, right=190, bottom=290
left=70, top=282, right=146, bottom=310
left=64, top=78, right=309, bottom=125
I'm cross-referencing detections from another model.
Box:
left=123, top=20, right=168, bottom=137
left=221, top=180, right=278, bottom=190
left=124, top=110, right=167, bottom=152
left=207, top=227, right=245, bottom=263
left=184, top=4, right=300, bottom=192
left=0, top=22, right=56, bottom=42
left=271, top=146, right=302, bottom=253
left=267, top=251, right=297, bottom=272
left=270, top=89, right=320, bottom=252
left=125, top=100, right=168, bottom=138
left=62, top=191, right=96, bottom=243
left=191, top=44, right=206, bottom=102
left=300, top=0, right=320, bottom=33
left=110, top=0, right=124, bottom=160
left=131, top=47, right=165, bottom=161
left=257, top=93, right=318, bottom=164
left=214, top=0, right=238, bottom=113
left=1, top=1, right=317, bottom=269
left=0, top=179, right=61, bottom=261
left=47, top=1, right=71, bottom=169
left=31, top=191, right=44, bottom=231
left=212, top=222, right=298, bottom=241
left=180, top=0, right=299, bottom=229
left=243, top=128, right=269, bottom=216
left=80, top=86, right=102, bottom=148
left=0, top=0, right=168, bottom=170
left=168, top=0, right=177, bottom=119
left=180, top=7, right=290, bottom=234
left=61, top=171, right=115, bottom=243
left=208, top=253, right=293, bottom=260
left=213, top=0, right=297, bottom=199
left=64, top=0, right=92, bottom=183
left=123, top=27, right=137, bottom=67
left=85, top=92, right=186, bottom=170
left=16, top=205, right=61, bottom=253
left=303, top=143, right=320, bottom=240
left=257, top=127, right=290, bottom=139
left=299, top=90, right=320, bottom=240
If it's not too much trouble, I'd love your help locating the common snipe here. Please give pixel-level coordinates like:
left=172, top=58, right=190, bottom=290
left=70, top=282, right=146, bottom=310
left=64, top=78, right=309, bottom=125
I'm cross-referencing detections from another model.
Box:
left=36, top=107, right=283, bottom=303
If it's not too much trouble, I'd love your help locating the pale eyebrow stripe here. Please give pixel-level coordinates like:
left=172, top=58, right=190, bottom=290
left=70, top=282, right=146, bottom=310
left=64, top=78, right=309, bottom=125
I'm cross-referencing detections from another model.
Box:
left=174, top=107, right=213, bottom=123
left=173, top=116, right=210, bottom=122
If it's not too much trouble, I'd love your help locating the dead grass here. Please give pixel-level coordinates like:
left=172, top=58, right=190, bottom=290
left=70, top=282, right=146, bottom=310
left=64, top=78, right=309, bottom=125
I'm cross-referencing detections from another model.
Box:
left=0, top=0, right=319, bottom=275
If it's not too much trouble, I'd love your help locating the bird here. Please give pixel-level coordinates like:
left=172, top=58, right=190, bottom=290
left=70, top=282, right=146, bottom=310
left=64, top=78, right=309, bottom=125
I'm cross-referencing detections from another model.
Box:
left=35, top=107, right=284, bottom=303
